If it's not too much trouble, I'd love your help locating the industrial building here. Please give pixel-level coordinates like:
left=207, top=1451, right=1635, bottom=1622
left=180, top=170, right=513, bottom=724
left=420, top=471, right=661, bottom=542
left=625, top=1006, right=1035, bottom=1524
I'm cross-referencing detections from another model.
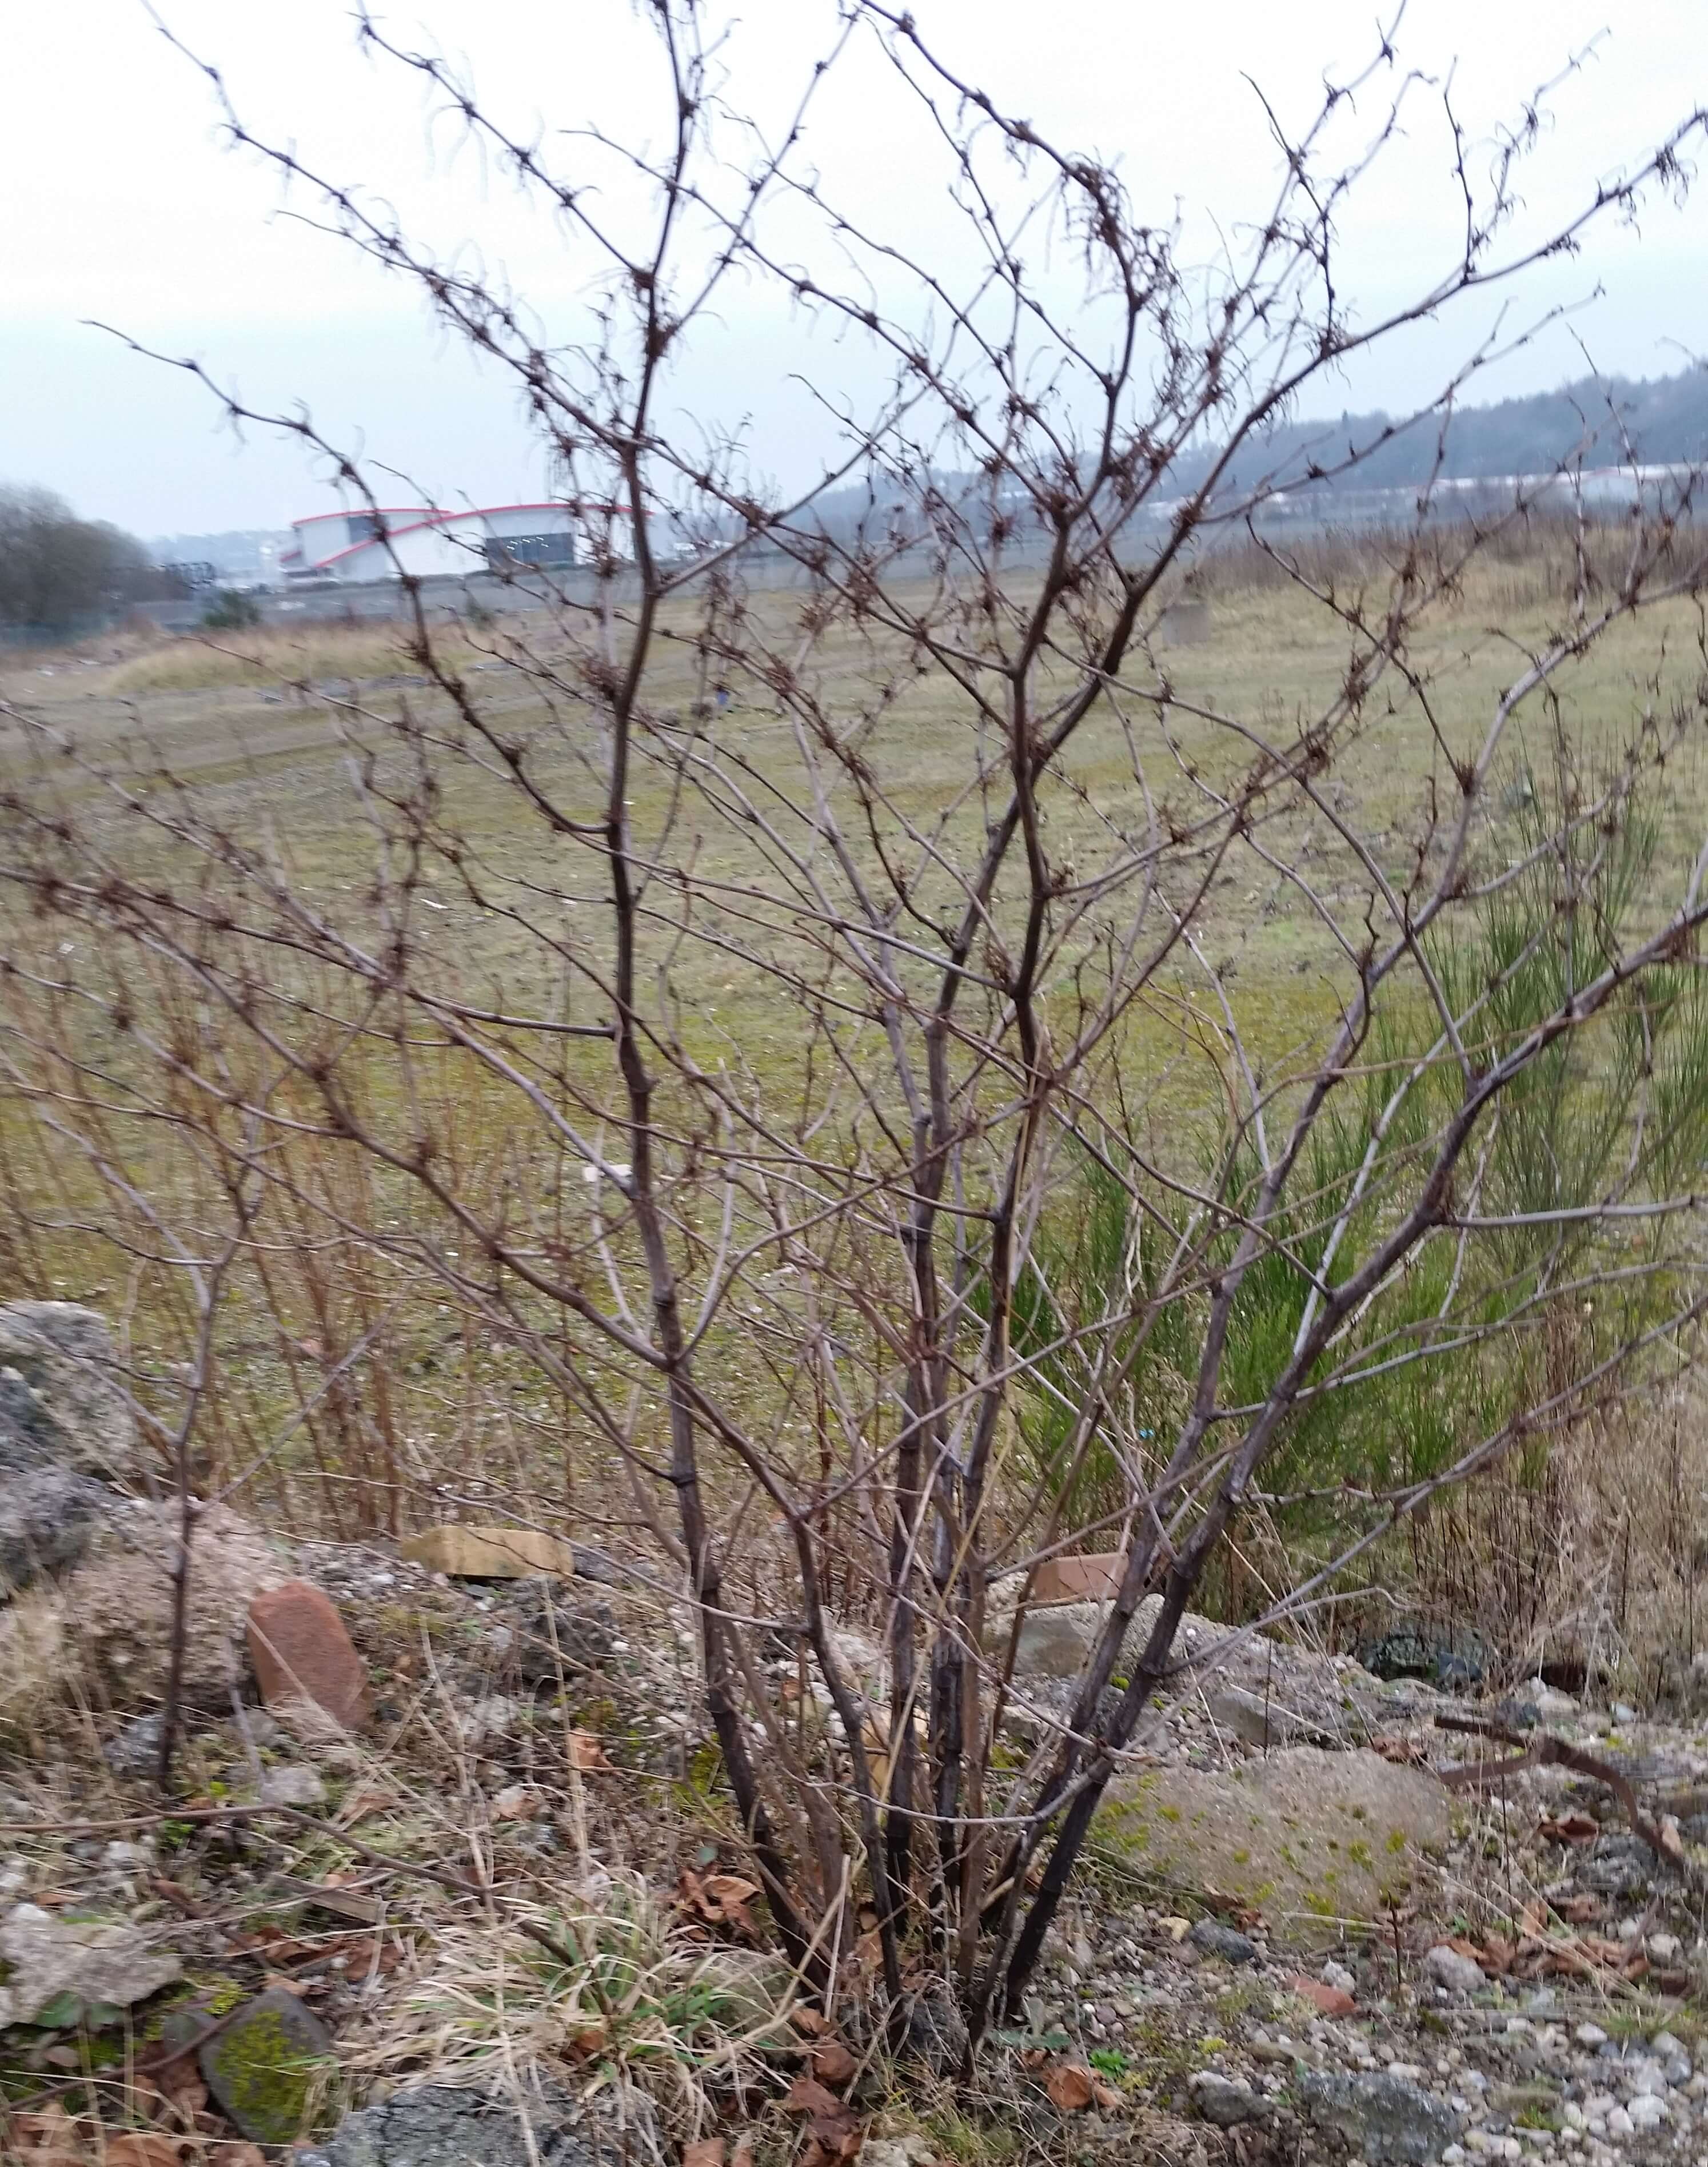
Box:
left=280, top=503, right=576, bottom=585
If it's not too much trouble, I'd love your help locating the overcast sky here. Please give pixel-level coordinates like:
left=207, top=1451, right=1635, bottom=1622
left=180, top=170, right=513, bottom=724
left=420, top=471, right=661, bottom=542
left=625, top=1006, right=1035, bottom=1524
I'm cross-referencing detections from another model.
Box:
left=4, top=2, right=1705, bottom=540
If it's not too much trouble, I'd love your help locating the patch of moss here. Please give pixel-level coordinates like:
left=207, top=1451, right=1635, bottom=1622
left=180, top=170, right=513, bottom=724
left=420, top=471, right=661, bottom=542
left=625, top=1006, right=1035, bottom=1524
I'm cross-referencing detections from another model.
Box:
left=203, top=2003, right=334, bottom=2146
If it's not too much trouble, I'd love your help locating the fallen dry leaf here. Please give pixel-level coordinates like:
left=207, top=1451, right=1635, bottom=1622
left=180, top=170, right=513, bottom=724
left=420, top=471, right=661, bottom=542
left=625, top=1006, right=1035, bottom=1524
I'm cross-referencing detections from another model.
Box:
left=792, top=2005, right=833, bottom=2037
left=676, top=1866, right=762, bottom=1941
left=731, top=2140, right=757, bottom=2167
left=161, top=2070, right=209, bottom=2116
left=209, top=2149, right=268, bottom=2167
left=683, top=2142, right=726, bottom=2167
left=783, top=2076, right=847, bottom=2120
left=103, top=2137, right=184, bottom=2167
left=492, top=1783, right=542, bottom=1822
left=1044, top=2062, right=1096, bottom=2113
left=339, top=1786, right=399, bottom=1823
left=570, top=2020, right=609, bottom=2056
left=1661, top=1815, right=1685, bottom=1861
left=568, top=1729, right=612, bottom=1771
left=9, top=2105, right=79, bottom=2151
left=1538, top=1812, right=1599, bottom=1845
left=812, top=2039, right=859, bottom=2089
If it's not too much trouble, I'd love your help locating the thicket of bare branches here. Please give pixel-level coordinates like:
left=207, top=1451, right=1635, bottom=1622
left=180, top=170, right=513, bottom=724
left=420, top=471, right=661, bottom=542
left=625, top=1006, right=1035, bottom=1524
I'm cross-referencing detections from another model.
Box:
left=4, top=1, right=1708, bottom=2057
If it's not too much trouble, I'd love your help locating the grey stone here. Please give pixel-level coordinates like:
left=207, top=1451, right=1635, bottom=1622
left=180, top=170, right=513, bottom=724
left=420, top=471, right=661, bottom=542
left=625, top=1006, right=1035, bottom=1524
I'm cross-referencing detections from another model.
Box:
left=102, top=1710, right=166, bottom=1778
left=0, top=1901, right=181, bottom=2025
left=1205, top=1684, right=1346, bottom=1748
left=513, top=1599, right=618, bottom=1685
left=297, top=2084, right=642, bottom=2167
left=904, top=1985, right=969, bottom=2075
left=1192, top=2073, right=1267, bottom=2126
left=199, top=1984, right=334, bottom=2146
left=1423, top=1945, right=1486, bottom=1994
left=0, top=1466, right=109, bottom=1595
left=258, top=1763, right=329, bottom=1809
left=1102, top=1747, right=1451, bottom=1946
left=0, top=1303, right=139, bottom=1596
left=1189, top=1918, right=1259, bottom=1964
left=1297, top=2068, right=1460, bottom=2163
left=568, top=1544, right=624, bottom=1586
left=61, top=1501, right=284, bottom=1714
left=0, top=1302, right=139, bottom=1481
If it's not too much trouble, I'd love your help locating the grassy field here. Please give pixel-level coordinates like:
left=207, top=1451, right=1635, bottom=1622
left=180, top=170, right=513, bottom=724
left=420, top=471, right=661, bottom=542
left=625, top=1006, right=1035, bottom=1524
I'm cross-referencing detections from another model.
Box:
left=3, top=547, right=1706, bottom=1674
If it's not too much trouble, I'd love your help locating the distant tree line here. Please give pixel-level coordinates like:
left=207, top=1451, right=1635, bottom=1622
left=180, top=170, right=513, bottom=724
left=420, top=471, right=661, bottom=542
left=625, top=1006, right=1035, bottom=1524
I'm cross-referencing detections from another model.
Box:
left=1170, top=365, right=1708, bottom=499
left=0, top=486, right=173, bottom=632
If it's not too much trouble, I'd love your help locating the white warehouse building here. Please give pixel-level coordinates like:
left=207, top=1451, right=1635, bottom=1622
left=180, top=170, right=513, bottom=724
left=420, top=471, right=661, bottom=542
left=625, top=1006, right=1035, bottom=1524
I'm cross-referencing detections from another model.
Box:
left=279, top=503, right=576, bottom=585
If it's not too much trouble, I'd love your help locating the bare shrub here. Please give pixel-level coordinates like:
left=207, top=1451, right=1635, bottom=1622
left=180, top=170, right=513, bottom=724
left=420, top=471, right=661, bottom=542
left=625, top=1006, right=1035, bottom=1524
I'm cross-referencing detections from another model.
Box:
left=2, top=3, right=1708, bottom=2057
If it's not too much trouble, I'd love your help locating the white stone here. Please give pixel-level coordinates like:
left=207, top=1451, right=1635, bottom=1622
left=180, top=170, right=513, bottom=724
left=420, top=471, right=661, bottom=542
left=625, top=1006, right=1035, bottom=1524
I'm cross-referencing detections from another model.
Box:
left=1575, top=2024, right=1610, bottom=2050
left=0, top=1903, right=181, bottom=2027
left=1604, top=2106, right=1634, bottom=2141
left=1626, top=2096, right=1665, bottom=2133
left=1563, top=2105, right=1585, bottom=2129
left=1322, top=1959, right=1356, bottom=1995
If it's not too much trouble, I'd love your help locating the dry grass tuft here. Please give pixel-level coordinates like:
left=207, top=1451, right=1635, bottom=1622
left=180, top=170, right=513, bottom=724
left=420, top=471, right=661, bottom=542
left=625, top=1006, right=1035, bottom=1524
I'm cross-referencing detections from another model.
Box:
left=339, top=1873, right=797, bottom=2148
left=101, top=620, right=477, bottom=695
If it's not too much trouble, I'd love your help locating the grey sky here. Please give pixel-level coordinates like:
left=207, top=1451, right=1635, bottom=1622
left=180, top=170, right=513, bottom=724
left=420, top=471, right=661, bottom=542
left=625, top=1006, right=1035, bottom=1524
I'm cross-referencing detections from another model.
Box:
left=4, top=2, right=1705, bottom=537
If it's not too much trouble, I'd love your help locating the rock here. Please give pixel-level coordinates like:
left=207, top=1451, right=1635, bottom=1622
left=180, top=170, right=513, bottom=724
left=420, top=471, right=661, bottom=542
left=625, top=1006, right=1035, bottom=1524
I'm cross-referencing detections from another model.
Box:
left=513, top=1599, right=617, bottom=1685
left=258, top=1763, right=328, bottom=1810
left=1291, top=1973, right=1358, bottom=2016
left=1189, top=1918, right=1258, bottom=1964
left=1204, top=1684, right=1344, bottom=1748
left=565, top=1544, right=625, bottom=1586
left=297, top=2082, right=638, bottom=2166
left=199, top=1984, right=334, bottom=2147
left=102, top=1710, right=166, bottom=1778
left=0, top=1301, right=139, bottom=1480
left=0, top=1302, right=139, bottom=1596
left=1424, top=1945, right=1486, bottom=1994
left=1358, top=1623, right=1486, bottom=1691
left=1487, top=2086, right=1561, bottom=2118
left=904, top=1983, right=969, bottom=2075
left=1650, top=2030, right=1690, bottom=2082
left=1297, top=2068, right=1460, bottom=2163
left=61, top=1501, right=285, bottom=1714
left=1192, top=2073, right=1267, bottom=2126
left=400, top=1525, right=578, bottom=1579
left=1031, top=1551, right=1127, bottom=1604
left=457, top=1695, right=521, bottom=1748
left=1322, top=1959, right=1358, bottom=1995
left=0, top=1466, right=110, bottom=1597
left=1518, top=1678, right=1579, bottom=1722
left=1627, top=2094, right=1666, bottom=2133
left=1101, top=1747, right=1451, bottom=1945
left=1003, top=1593, right=1223, bottom=1683
left=0, top=1901, right=181, bottom=2025
left=249, top=1580, right=369, bottom=1730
